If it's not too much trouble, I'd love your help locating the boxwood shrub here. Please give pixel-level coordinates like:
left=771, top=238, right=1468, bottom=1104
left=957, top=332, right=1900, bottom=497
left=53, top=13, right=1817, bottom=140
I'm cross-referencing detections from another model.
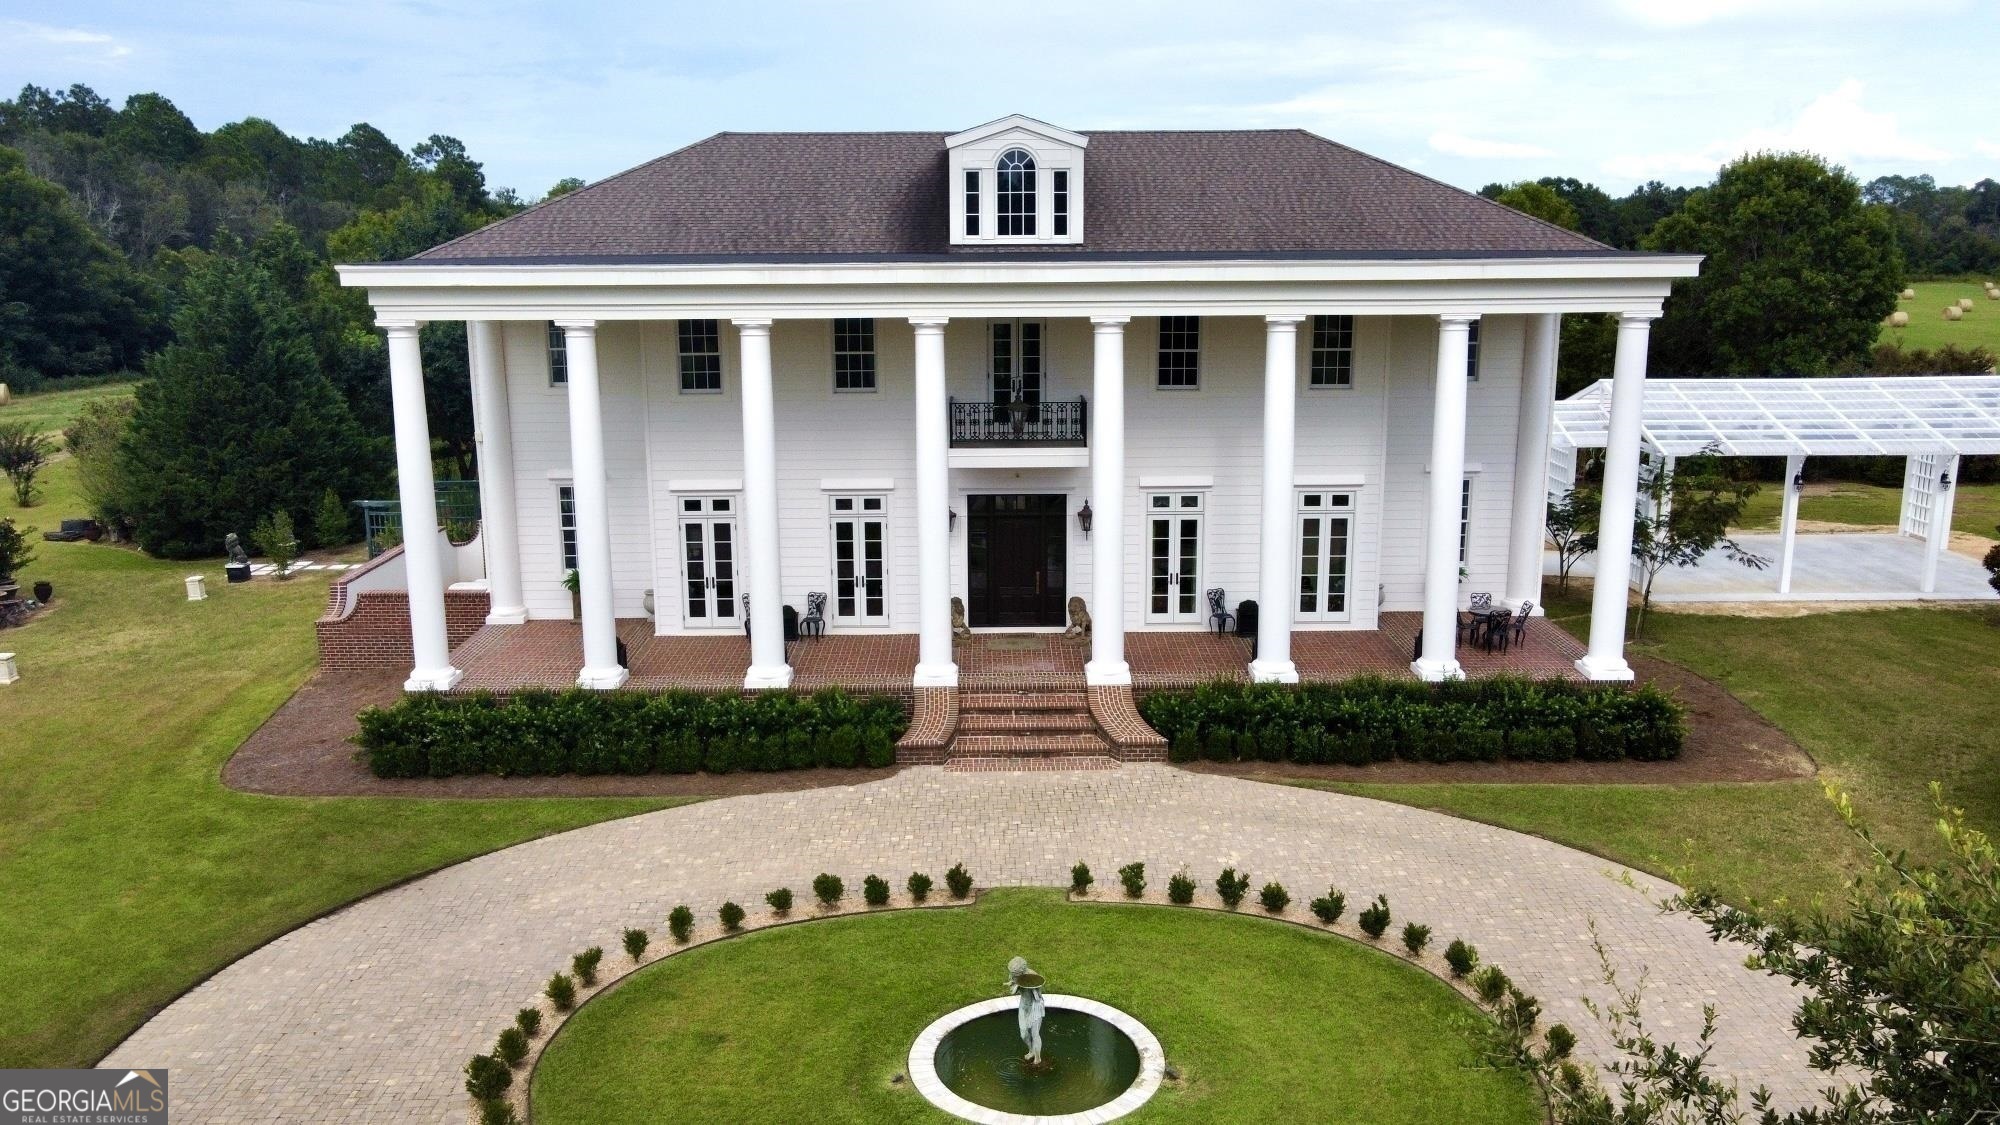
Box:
left=1140, top=676, right=1683, bottom=765
left=357, top=687, right=909, bottom=778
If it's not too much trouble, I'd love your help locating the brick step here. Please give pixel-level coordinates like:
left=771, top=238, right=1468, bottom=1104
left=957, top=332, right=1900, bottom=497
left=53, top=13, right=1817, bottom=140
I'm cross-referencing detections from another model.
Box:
left=956, top=711, right=1099, bottom=735
left=960, top=691, right=1089, bottom=712
left=948, top=733, right=1114, bottom=758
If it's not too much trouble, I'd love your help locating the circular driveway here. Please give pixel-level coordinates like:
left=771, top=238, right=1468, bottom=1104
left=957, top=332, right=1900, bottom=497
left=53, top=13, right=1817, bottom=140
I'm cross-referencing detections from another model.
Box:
left=105, top=766, right=1818, bottom=1122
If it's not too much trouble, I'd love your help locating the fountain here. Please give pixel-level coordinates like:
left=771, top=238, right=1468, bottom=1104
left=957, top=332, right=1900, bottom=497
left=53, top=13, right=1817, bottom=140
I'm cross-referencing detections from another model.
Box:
left=908, top=958, right=1166, bottom=1123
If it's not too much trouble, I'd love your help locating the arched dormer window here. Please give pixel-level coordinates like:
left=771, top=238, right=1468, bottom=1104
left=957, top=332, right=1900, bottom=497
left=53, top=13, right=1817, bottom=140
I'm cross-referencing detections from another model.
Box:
left=996, top=148, right=1037, bottom=236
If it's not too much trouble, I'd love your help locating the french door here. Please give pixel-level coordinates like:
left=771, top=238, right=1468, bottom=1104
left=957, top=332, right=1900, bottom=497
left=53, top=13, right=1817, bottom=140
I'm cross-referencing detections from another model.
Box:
left=828, top=495, right=889, bottom=627
left=1296, top=491, right=1354, bottom=622
left=678, top=496, right=739, bottom=626
left=989, top=320, right=1045, bottom=404
left=1145, top=492, right=1205, bottom=624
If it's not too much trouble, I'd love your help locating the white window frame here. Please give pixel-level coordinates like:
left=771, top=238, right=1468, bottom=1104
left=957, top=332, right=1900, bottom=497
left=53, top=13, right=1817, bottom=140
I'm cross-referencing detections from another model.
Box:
left=1307, top=314, right=1355, bottom=389
left=989, top=319, right=1047, bottom=403
left=995, top=147, right=1038, bottom=237
left=1465, top=319, right=1482, bottom=381
left=831, top=318, right=877, bottom=393
left=556, top=484, right=577, bottom=574
left=677, top=319, right=723, bottom=394
left=827, top=494, right=891, bottom=628
left=1143, top=491, right=1207, bottom=625
left=546, top=322, right=568, bottom=386
left=1295, top=490, right=1357, bottom=623
left=1156, top=316, right=1201, bottom=390
left=1459, top=476, right=1473, bottom=564
left=676, top=494, right=740, bottom=627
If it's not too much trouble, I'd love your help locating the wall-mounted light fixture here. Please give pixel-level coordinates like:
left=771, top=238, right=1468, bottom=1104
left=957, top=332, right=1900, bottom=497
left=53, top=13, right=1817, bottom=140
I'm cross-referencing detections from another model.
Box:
left=1940, top=472, right=1954, bottom=491
left=1792, top=471, right=1805, bottom=492
left=949, top=508, right=958, bottom=531
left=1077, top=500, right=1093, bottom=539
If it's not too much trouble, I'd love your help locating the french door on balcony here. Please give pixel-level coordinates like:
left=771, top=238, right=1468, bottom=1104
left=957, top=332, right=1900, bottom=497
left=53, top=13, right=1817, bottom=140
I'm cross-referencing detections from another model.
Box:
left=1295, top=491, right=1354, bottom=622
left=989, top=320, right=1045, bottom=404
left=678, top=495, right=739, bottom=626
left=1145, top=492, right=1206, bottom=624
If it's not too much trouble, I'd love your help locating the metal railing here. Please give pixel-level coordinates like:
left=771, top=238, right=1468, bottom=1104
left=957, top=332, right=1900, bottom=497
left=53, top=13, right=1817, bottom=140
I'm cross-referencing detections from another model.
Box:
left=357, top=480, right=482, bottom=558
left=948, top=397, right=1088, bottom=446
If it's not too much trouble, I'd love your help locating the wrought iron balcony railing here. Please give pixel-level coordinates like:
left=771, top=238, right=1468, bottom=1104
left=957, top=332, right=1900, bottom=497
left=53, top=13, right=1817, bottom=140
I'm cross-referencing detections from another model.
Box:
left=948, top=397, right=1088, bottom=446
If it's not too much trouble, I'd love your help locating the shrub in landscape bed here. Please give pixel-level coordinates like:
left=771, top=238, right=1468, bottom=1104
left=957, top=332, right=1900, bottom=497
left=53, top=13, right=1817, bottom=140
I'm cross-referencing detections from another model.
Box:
left=355, top=688, right=910, bottom=778
left=1215, top=867, right=1250, bottom=909
left=1402, top=922, right=1432, bottom=956
left=813, top=873, right=845, bottom=906
left=1167, top=870, right=1196, bottom=904
left=515, top=1008, right=542, bottom=1038
left=1118, top=862, right=1147, bottom=898
left=623, top=928, right=648, bottom=962
left=480, top=1099, right=521, bottom=1125
left=945, top=863, right=973, bottom=899
left=719, top=901, right=745, bottom=931
left=1445, top=938, right=1478, bottom=978
left=571, top=946, right=602, bottom=986
left=1310, top=889, right=1347, bottom=925
left=465, top=1053, right=511, bottom=1101
left=495, top=1026, right=528, bottom=1068
left=1070, top=862, right=1093, bottom=895
left=1358, top=895, right=1391, bottom=940
left=863, top=874, right=890, bottom=906
left=1543, top=1023, right=1577, bottom=1060
left=1135, top=677, right=1684, bottom=766
left=546, top=972, right=575, bottom=1012
left=1471, top=965, right=1513, bottom=1006
left=668, top=905, right=695, bottom=942
left=907, top=872, right=932, bottom=902
left=765, top=888, right=793, bottom=916
left=1259, top=882, right=1290, bottom=913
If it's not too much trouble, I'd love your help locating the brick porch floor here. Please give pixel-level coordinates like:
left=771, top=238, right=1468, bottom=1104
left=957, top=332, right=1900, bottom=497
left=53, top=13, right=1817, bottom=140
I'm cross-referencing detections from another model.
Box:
left=448, top=612, right=1584, bottom=694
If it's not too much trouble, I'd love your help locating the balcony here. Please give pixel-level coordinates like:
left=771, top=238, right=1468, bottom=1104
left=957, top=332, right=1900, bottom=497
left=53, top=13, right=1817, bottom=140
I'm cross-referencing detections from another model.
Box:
left=948, top=397, right=1088, bottom=447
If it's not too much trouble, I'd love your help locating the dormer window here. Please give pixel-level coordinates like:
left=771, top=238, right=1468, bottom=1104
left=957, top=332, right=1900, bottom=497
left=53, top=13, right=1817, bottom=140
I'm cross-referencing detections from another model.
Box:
left=947, top=115, right=1086, bottom=246
left=997, top=149, right=1036, bottom=236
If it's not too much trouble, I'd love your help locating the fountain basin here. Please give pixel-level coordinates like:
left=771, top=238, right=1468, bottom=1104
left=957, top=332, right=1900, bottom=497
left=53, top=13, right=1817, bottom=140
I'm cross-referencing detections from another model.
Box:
left=909, top=994, right=1165, bottom=1124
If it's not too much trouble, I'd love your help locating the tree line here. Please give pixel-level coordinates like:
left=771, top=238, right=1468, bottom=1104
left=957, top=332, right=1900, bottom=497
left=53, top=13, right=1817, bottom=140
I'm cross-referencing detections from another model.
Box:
left=0, top=82, right=581, bottom=557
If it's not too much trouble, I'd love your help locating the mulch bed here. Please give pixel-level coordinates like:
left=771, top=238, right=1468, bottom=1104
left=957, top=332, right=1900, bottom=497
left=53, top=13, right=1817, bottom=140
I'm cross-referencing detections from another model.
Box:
left=226, top=652, right=1811, bottom=798
left=221, top=671, right=899, bottom=798
left=1183, top=652, right=1814, bottom=785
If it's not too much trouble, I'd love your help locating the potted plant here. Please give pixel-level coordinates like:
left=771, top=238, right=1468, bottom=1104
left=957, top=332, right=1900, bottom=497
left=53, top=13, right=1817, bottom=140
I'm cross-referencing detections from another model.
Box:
left=564, top=568, right=581, bottom=618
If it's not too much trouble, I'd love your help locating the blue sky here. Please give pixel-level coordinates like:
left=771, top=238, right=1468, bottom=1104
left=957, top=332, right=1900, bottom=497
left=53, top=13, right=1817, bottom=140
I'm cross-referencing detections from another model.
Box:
left=3, top=0, right=1993, bottom=200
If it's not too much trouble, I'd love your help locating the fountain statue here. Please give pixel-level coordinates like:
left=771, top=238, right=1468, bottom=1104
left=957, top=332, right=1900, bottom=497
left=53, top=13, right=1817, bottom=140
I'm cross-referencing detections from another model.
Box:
left=1006, top=957, right=1048, bottom=1066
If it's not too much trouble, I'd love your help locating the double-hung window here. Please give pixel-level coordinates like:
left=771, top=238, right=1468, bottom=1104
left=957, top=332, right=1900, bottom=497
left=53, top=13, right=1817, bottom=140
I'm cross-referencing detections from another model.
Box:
left=1459, top=477, right=1473, bottom=564
left=963, top=170, right=980, bottom=237
left=1309, top=315, right=1354, bottom=388
left=557, top=485, right=577, bottom=574
left=1052, top=170, right=1070, bottom=236
left=678, top=320, right=722, bottom=393
left=1156, top=316, right=1200, bottom=388
left=1465, top=320, right=1481, bottom=380
left=547, top=323, right=568, bottom=385
left=832, top=318, right=876, bottom=392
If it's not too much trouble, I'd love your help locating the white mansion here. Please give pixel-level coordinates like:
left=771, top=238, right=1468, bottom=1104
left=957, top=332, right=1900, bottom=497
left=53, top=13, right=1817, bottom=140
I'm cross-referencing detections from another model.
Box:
left=337, top=115, right=1695, bottom=696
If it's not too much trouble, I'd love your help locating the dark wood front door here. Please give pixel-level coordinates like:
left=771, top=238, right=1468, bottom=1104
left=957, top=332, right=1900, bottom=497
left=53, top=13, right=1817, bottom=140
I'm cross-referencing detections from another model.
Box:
left=967, top=494, right=1067, bottom=627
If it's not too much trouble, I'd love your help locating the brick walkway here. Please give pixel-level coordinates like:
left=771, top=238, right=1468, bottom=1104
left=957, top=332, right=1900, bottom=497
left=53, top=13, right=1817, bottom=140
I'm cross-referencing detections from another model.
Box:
left=105, top=768, right=1820, bottom=1122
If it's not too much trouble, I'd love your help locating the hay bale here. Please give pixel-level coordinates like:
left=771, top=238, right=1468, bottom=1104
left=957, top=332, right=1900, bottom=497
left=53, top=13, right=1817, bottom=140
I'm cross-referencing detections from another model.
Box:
left=1901, top=287, right=1917, bottom=299
left=1958, top=298, right=1976, bottom=310
left=1887, top=310, right=1910, bottom=327
left=1944, top=306, right=1964, bottom=321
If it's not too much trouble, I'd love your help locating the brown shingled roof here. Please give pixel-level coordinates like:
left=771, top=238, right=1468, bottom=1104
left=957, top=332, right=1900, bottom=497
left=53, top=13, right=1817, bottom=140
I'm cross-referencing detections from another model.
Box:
left=409, top=130, right=1613, bottom=263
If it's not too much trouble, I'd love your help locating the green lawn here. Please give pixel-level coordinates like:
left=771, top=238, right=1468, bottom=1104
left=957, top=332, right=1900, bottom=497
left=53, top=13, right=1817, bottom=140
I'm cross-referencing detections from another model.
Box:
left=1880, top=278, right=2000, bottom=354
left=1309, top=591, right=2000, bottom=908
left=1736, top=479, right=2000, bottom=538
left=533, top=889, right=1539, bottom=1125
left=0, top=379, right=137, bottom=440
left=0, top=448, right=674, bottom=1068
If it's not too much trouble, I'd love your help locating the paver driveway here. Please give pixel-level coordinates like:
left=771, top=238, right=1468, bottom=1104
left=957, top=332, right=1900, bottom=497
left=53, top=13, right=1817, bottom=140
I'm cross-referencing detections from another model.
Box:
left=106, top=766, right=1819, bottom=1122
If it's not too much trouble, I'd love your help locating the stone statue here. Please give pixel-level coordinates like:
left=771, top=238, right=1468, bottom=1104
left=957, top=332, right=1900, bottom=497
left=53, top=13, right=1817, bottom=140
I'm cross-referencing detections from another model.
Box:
left=225, top=533, right=250, bottom=566
left=1064, top=596, right=1091, bottom=638
left=1006, top=956, right=1047, bottom=1065
left=949, top=596, right=971, bottom=637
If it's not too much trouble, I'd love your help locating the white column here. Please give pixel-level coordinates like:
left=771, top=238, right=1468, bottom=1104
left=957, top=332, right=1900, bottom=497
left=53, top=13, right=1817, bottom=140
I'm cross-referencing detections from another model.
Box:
left=1776, top=453, right=1805, bottom=594
left=1922, top=454, right=1960, bottom=594
left=561, top=321, right=627, bottom=689
left=384, top=320, right=462, bottom=692
left=469, top=321, right=526, bottom=624
left=1413, top=315, right=1475, bottom=682
left=1250, top=315, right=1304, bottom=683
left=911, top=318, right=958, bottom=687
left=1577, top=311, right=1656, bottom=681
left=735, top=319, right=791, bottom=689
left=1086, top=316, right=1130, bottom=686
left=1504, top=313, right=1560, bottom=612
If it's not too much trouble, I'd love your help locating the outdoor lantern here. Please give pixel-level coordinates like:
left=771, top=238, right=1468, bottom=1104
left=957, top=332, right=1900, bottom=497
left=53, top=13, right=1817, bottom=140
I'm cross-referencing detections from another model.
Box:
left=1792, top=471, right=1805, bottom=492
left=1940, top=472, right=1953, bottom=491
left=949, top=508, right=958, bottom=531
left=1077, top=500, right=1093, bottom=539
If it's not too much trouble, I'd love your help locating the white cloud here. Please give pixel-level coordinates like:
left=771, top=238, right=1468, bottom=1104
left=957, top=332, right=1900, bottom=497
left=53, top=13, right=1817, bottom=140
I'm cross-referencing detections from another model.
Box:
left=1612, top=0, right=1868, bottom=29
left=1428, top=132, right=1552, bottom=160
left=0, top=20, right=133, bottom=61
left=1604, top=80, right=1947, bottom=179
left=1975, top=140, right=2000, bottom=159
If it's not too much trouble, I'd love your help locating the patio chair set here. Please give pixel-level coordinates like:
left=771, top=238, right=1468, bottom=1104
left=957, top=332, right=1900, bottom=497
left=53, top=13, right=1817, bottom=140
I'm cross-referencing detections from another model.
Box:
left=742, top=592, right=829, bottom=641
left=1460, top=593, right=1532, bottom=653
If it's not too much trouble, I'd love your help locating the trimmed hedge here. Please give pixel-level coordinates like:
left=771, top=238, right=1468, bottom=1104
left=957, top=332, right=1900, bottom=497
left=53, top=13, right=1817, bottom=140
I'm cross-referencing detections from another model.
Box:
left=1139, top=676, right=1683, bottom=765
left=358, top=688, right=909, bottom=778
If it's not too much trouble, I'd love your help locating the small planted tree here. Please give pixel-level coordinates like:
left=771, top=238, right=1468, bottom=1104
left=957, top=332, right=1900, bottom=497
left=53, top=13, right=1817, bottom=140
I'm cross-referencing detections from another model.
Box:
left=0, top=518, right=35, bottom=583
left=313, top=487, right=352, bottom=548
left=1629, top=450, right=1765, bottom=639
left=1070, top=861, right=1093, bottom=896
left=1983, top=525, right=1999, bottom=595
left=252, top=509, right=299, bottom=578
left=1546, top=486, right=1599, bottom=593
left=0, top=423, right=52, bottom=507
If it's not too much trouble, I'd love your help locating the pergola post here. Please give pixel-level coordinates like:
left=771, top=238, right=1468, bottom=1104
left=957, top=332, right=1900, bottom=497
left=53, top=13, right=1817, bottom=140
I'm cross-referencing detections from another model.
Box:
left=1776, top=453, right=1804, bottom=594
left=1922, top=454, right=1960, bottom=594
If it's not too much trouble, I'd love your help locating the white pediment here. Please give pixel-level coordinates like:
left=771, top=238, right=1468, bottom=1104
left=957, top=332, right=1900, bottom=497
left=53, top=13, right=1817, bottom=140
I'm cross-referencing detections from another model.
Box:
left=945, top=114, right=1089, bottom=150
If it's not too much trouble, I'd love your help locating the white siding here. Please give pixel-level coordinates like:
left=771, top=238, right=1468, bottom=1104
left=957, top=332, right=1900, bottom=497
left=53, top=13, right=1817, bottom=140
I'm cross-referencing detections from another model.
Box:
left=489, top=315, right=1532, bottom=636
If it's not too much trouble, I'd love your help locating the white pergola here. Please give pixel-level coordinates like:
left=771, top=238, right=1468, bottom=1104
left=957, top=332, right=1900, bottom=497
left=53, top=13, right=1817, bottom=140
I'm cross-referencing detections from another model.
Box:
left=1550, top=376, right=2000, bottom=595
